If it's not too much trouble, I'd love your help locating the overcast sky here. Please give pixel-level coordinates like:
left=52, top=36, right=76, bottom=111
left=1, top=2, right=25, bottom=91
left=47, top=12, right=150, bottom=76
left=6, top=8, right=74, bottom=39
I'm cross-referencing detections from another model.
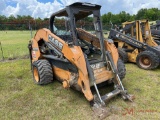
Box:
left=1, top=0, right=160, bottom=18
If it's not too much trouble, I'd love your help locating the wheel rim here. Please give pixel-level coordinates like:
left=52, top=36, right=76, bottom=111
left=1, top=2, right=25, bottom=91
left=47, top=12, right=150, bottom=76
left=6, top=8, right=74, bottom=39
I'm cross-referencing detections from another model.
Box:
left=33, top=67, right=39, bottom=82
left=139, top=56, right=151, bottom=68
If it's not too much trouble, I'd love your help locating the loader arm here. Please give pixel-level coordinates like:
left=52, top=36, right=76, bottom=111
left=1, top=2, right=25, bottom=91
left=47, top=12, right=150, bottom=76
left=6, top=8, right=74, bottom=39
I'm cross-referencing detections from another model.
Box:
left=109, top=29, right=160, bottom=57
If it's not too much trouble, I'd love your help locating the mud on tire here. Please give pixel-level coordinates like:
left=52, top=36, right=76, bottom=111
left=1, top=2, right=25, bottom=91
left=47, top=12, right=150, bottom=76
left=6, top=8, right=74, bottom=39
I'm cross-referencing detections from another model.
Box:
left=136, top=51, right=159, bottom=70
left=32, top=59, right=53, bottom=85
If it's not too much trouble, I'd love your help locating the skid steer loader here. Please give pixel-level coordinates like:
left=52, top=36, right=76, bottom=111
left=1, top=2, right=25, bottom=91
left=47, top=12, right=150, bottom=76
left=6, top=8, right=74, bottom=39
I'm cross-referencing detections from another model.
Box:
left=109, top=20, right=160, bottom=70
left=28, top=2, right=133, bottom=119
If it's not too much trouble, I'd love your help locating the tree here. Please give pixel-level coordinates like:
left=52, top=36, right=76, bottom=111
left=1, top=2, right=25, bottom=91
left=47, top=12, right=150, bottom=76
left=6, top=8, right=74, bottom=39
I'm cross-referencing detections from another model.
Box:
left=8, top=15, right=16, bottom=22
left=101, top=12, right=112, bottom=25
left=0, top=7, right=160, bottom=30
left=136, top=8, right=147, bottom=20
left=118, top=11, right=132, bottom=23
left=0, top=15, right=7, bottom=22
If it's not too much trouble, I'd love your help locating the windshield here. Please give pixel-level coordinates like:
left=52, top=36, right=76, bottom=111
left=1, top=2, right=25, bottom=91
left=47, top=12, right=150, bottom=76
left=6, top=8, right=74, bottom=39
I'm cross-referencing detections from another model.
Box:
left=53, top=17, right=71, bottom=36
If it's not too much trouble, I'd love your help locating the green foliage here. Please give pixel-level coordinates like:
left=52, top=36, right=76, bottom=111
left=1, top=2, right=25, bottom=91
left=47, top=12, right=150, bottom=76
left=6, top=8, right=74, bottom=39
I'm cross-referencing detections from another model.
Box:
left=135, top=8, right=160, bottom=20
left=0, top=15, right=7, bottom=22
left=101, top=12, right=112, bottom=24
left=0, top=7, right=160, bottom=30
left=101, top=8, right=160, bottom=25
left=84, top=17, right=93, bottom=22
left=101, top=11, right=134, bottom=26
left=135, top=8, right=147, bottom=20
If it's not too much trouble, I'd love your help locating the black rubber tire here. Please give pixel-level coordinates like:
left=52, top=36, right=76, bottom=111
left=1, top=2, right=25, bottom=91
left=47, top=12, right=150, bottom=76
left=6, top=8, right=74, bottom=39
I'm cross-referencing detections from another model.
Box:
left=117, top=59, right=126, bottom=80
left=136, top=51, right=159, bottom=70
left=118, top=48, right=128, bottom=63
left=154, top=40, right=160, bottom=45
left=32, top=59, right=53, bottom=85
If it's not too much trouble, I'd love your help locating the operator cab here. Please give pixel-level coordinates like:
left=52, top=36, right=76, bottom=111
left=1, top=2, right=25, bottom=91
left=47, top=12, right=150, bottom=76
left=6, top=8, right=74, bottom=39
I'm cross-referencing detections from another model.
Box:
left=50, top=2, right=106, bottom=62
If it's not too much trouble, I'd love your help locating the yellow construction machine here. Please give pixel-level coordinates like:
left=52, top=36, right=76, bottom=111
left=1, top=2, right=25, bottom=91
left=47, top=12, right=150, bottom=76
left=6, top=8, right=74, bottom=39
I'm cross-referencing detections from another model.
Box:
left=109, top=20, right=160, bottom=70
left=28, top=2, right=133, bottom=119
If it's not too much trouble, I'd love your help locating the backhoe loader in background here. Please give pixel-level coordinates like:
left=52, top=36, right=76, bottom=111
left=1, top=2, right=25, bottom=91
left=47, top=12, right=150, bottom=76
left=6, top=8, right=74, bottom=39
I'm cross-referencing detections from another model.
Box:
left=109, top=20, right=160, bottom=70
left=28, top=2, right=133, bottom=119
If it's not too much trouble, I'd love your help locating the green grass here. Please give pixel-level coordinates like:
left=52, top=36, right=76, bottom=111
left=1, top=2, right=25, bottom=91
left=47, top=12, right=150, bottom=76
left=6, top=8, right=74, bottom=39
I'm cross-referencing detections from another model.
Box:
left=0, top=30, right=160, bottom=119
left=0, top=60, right=160, bottom=120
left=0, top=30, right=36, bottom=60
left=0, top=59, right=93, bottom=120
left=0, top=59, right=160, bottom=120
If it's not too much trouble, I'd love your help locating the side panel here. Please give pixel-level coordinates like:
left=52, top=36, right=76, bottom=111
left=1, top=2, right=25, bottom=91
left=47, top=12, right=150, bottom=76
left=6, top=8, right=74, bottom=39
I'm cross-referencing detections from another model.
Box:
left=93, top=67, right=113, bottom=85
left=31, top=28, right=66, bottom=62
left=53, top=67, right=71, bottom=81
left=32, top=28, right=94, bottom=101
left=127, top=49, right=138, bottom=63
left=62, top=46, right=94, bottom=101
left=31, top=38, right=41, bottom=61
